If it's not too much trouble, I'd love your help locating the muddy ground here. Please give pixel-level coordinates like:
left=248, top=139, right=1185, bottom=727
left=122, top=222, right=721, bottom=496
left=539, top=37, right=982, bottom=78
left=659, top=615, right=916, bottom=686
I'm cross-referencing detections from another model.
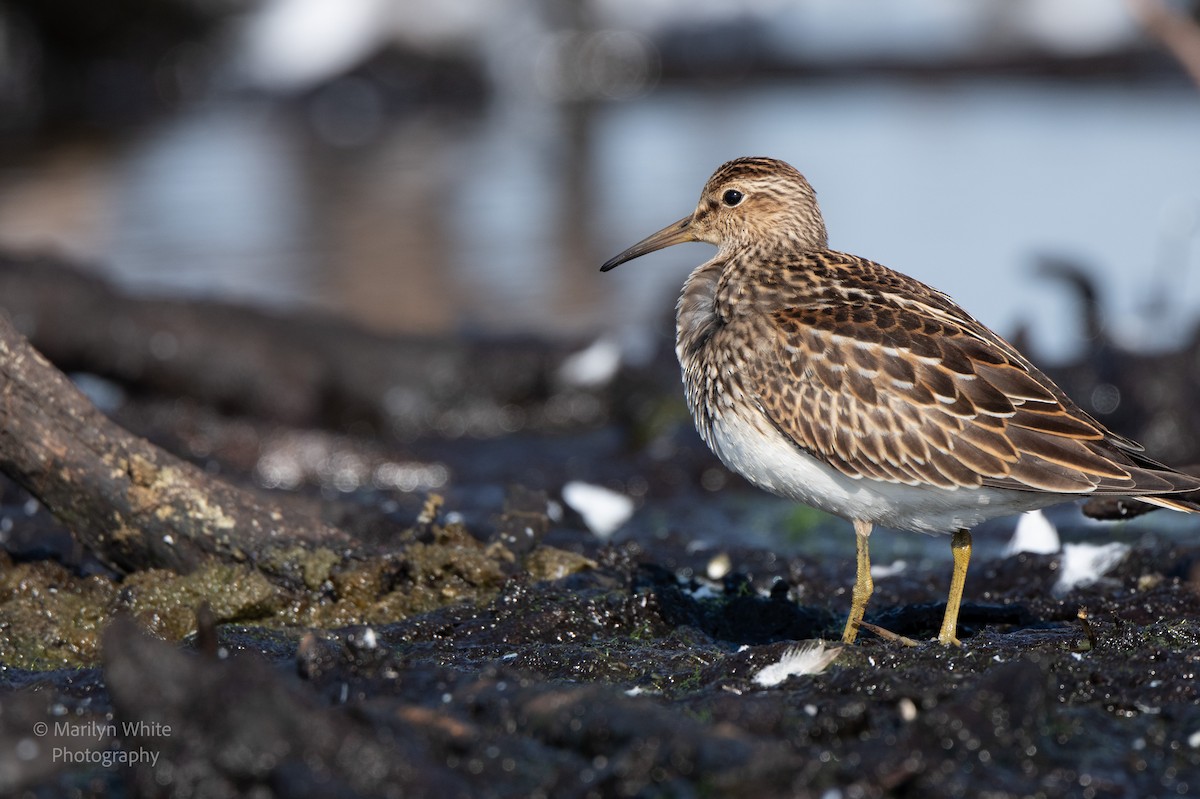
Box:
left=2, top=267, right=1200, bottom=798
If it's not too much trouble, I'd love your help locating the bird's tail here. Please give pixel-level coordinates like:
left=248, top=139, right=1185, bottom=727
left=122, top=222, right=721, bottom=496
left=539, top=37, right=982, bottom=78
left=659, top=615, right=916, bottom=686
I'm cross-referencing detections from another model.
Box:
left=1137, top=494, right=1200, bottom=514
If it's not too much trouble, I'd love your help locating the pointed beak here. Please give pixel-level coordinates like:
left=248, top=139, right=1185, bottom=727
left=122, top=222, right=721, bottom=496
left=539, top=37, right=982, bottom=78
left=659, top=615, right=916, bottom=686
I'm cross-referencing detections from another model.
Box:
left=600, top=216, right=696, bottom=272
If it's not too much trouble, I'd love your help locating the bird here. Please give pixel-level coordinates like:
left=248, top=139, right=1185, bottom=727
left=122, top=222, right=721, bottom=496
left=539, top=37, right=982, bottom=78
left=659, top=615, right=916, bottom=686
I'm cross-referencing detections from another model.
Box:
left=600, top=156, right=1200, bottom=646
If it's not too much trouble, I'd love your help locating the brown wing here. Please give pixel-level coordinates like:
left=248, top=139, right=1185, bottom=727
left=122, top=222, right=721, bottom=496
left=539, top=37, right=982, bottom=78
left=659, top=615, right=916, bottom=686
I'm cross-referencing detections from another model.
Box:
left=748, top=300, right=1200, bottom=496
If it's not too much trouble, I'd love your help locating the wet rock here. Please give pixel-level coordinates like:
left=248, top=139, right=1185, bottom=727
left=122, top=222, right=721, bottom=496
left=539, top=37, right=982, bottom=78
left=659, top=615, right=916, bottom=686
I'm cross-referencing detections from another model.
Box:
left=103, top=618, right=475, bottom=799
left=637, top=564, right=835, bottom=645
left=6, top=535, right=1200, bottom=796
left=489, top=485, right=552, bottom=559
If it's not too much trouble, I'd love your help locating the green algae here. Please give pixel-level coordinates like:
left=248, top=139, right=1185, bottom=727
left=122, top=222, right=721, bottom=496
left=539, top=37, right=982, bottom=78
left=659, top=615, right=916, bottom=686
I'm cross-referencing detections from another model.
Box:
left=256, top=545, right=342, bottom=591
left=525, top=546, right=596, bottom=582
left=0, top=511, right=593, bottom=670
left=284, top=519, right=524, bottom=629
left=0, top=554, right=116, bottom=669
left=117, top=563, right=283, bottom=639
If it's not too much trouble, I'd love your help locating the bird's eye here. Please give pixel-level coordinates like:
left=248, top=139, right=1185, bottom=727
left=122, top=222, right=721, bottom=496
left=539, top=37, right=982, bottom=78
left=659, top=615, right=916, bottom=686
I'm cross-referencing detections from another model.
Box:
left=722, top=189, right=745, bottom=207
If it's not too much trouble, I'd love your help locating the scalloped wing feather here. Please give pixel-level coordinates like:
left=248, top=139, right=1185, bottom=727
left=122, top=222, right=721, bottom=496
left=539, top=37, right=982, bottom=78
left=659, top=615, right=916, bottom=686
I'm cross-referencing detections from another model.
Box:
left=750, top=298, right=1200, bottom=498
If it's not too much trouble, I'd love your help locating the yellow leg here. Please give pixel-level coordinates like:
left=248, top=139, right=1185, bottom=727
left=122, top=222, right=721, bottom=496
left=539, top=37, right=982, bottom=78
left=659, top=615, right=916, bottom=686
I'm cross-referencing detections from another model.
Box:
left=938, top=529, right=972, bottom=646
left=841, top=519, right=873, bottom=643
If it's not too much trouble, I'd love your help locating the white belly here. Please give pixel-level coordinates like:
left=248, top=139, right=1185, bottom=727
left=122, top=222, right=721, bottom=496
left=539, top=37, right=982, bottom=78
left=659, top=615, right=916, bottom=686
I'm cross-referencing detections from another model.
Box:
left=707, top=407, right=1068, bottom=534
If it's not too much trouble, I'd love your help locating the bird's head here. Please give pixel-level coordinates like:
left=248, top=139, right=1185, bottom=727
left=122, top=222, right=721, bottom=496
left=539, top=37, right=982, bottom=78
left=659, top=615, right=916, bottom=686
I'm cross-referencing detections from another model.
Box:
left=600, top=157, right=828, bottom=272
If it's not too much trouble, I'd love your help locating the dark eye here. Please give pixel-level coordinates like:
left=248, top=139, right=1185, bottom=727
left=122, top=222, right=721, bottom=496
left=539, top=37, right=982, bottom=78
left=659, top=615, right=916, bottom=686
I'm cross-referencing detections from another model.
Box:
left=722, top=189, right=744, bottom=207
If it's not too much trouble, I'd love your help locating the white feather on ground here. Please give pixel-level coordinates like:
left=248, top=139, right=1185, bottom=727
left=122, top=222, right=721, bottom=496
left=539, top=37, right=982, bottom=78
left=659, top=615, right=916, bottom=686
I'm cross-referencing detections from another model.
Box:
left=753, top=641, right=842, bottom=688
left=562, top=481, right=634, bottom=539
left=1054, top=542, right=1131, bottom=596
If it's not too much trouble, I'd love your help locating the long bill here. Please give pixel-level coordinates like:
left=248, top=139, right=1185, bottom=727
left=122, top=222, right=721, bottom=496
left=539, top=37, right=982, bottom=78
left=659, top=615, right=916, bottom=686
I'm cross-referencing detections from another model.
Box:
left=599, top=216, right=696, bottom=272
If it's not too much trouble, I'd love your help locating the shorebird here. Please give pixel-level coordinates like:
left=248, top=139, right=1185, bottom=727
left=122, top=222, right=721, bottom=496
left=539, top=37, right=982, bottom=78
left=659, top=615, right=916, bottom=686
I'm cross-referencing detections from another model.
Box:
left=601, top=156, right=1200, bottom=645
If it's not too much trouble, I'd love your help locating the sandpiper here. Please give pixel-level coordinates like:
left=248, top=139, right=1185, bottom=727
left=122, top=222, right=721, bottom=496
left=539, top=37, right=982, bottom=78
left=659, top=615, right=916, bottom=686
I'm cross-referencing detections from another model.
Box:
left=601, top=156, right=1200, bottom=645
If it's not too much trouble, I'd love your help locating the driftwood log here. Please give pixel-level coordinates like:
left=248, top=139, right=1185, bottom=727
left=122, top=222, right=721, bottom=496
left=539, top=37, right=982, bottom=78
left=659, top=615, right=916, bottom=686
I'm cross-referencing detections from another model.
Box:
left=0, top=311, right=358, bottom=585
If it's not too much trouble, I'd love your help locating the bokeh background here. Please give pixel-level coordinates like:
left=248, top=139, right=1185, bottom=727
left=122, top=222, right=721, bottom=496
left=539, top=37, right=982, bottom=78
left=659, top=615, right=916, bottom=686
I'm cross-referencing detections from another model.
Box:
left=1, top=0, right=1199, bottom=364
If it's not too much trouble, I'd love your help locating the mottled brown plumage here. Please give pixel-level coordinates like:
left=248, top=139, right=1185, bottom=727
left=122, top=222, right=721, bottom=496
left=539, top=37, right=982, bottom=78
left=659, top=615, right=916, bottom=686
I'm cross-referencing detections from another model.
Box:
left=602, top=156, right=1200, bottom=646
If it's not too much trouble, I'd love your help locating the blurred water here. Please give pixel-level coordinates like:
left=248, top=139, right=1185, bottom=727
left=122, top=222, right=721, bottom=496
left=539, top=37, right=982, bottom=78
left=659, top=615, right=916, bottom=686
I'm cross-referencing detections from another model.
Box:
left=2, top=77, right=1199, bottom=361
